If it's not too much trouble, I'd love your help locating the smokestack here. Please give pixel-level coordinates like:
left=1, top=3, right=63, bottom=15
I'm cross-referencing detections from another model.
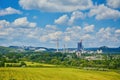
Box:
left=56, top=38, right=59, bottom=52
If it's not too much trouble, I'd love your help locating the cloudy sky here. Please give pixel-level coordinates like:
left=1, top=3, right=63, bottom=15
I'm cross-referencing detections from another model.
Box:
left=0, top=0, right=120, bottom=48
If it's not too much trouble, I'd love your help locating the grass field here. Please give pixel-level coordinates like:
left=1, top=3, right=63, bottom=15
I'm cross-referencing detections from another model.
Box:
left=0, top=67, right=120, bottom=80
left=25, top=61, right=56, bottom=67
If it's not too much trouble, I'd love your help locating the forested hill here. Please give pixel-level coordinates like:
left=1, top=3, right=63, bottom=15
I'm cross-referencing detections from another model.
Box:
left=85, top=46, right=120, bottom=53
left=0, top=46, right=120, bottom=54
left=0, top=46, right=16, bottom=54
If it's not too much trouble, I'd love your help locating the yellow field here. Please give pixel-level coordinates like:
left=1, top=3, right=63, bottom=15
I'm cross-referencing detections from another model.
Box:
left=25, top=61, right=56, bottom=67
left=0, top=68, right=120, bottom=80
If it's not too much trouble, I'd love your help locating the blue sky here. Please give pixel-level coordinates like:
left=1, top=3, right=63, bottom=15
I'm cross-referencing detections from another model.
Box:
left=0, top=0, right=120, bottom=48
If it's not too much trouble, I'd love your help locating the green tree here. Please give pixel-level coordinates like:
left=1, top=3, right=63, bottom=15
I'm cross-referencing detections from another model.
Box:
left=0, top=61, right=5, bottom=67
left=20, top=61, right=26, bottom=67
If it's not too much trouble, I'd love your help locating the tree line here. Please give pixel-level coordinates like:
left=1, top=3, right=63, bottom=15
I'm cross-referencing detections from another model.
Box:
left=0, top=52, right=120, bottom=69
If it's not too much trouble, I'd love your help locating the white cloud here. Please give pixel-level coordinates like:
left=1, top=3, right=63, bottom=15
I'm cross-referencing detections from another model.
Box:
left=55, top=11, right=86, bottom=25
left=26, top=24, right=62, bottom=43
left=64, top=36, right=71, bottom=42
left=27, top=24, right=63, bottom=42
left=13, top=17, right=28, bottom=26
left=19, top=0, right=93, bottom=12
left=66, top=26, right=81, bottom=34
left=0, top=20, right=10, bottom=27
left=96, top=27, right=113, bottom=42
left=55, top=15, right=69, bottom=25
left=115, top=29, right=120, bottom=40
left=115, top=29, right=120, bottom=33
left=29, top=23, right=36, bottom=27
left=45, top=25, right=57, bottom=30
left=0, top=32, right=8, bottom=36
left=40, top=31, right=63, bottom=42
left=64, top=25, right=95, bottom=42
left=0, top=17, right=37, bottom=44
left=12, top=17, right=36, bottom=28
left=83, top=25, right=94, bottom=33
left=40, top=35, right=48, bottom=42
left=69, top=11, right=86, bottom=24
left=0, top=27, right=14, bottom=38
left=107, top=0, right=120, bottom=8
left=65, top=26, right=83, bottom=41
left=27, top=28, right=43, bottom=39
left=0, top=17, right=120, bottom=47
left=45, top=25, right=59, bottom=34
left=89, top=4, right=120, bottom=20
left=0, top=7, right=22, bottom=16
left=63, top=26, right=120, bottom=47
left=82, top=34, right=93, bottom=40
left=48, top=31, right=63, bottom=40
left=0, top=28, right=14, bottom=37
left=95, top=27, right=120, bottom=47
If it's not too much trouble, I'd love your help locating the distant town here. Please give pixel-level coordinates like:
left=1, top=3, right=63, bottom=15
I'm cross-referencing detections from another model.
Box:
left=1, top=40, right=120, bottom=54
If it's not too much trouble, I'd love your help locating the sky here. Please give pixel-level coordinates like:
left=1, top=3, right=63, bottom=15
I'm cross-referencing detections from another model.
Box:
left=0, top=0, right=120, bottom=48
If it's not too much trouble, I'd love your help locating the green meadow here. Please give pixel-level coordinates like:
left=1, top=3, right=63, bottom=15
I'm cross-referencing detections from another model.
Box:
left=0, top=67, right=120, bottom=80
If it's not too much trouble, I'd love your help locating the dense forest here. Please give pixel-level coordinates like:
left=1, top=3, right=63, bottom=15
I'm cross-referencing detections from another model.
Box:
left=0, top=51, right=120, bottom=69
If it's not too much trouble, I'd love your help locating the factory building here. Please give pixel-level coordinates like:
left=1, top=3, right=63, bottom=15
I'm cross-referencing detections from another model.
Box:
left=77, top=40, right=83, bottom=51
left=76, top=40, right=84, bottom=57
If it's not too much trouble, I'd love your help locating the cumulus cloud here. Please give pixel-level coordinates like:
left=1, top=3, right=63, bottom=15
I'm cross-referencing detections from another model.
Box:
left=55, top=15, right=69, bottom=25
left=0, top=17, right=36, bottom=39
left=82, top=34, right=93, bottom=40
left=65, top=26, right=83, bottom=41
left=63, top=26, right=120, bottom=47
left=0, top=17, right=37, bottom=29
left=55, top=11, right=86, bottom=25
left=83, top=25, right=94, bottom=33
left=0, top=7, right=22, bottom=16
left=96, top=27, right=113, bottom=42
left=66, top=26, right=81, bottom=34
left=48, top=31, right=63, bottom=40
left=40, top=31, right=63, bottom=42
left=115, top=29, right=120, bottom=41
left=0, top=16, right=120, bottom=47
left=40, top=35, right=48, bottom=42
left=69, top=11, right=86, bottom=24
left=107, top=0, right=120, bottom=8
left=95, top=27, right=120, bottom=47
left=89, top=4, right=120, bottom=20
left=64, top=36, right=71, bottom=42
left=64, top=25, right=95, bottom=42
left=0, top=17, right=37, bottom=44
left=12, top=17, right=36, bottom=28
left=19, top=0, right=93, bottom=12
left=0, top=20, right=10, bottom=29
left=27, top=25, right=59, bottom=43
left=115, top=29, right=120, bottom=33
left=27, top=24, right=63, bottom=42
left=45, top=25, right=57, bottom=30
left=45, top=25, right=58, bottom=33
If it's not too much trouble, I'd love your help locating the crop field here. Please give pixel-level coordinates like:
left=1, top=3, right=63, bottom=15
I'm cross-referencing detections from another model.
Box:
left=0, top=68, right=120, bottom=80
left=25, top=61, right=56, bottom=67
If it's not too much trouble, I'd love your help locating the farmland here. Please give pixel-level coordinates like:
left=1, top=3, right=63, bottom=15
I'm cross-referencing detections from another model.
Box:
left=0, top=49, right=120, bottom=80
left=0, top=67, right=120, bottom=80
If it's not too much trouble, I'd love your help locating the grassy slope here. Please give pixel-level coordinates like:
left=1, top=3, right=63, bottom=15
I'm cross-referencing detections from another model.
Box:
left=0, top=68, right=120, bottom=80
left=25, top=61, right=56, bottom=67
